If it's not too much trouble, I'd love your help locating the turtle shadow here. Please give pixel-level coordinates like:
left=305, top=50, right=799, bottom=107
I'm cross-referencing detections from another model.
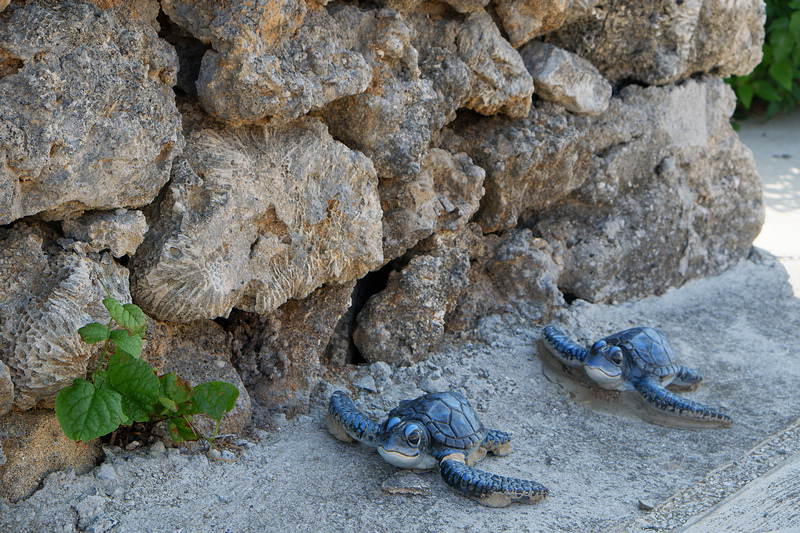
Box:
left=537, top=341, right=731, bottom=430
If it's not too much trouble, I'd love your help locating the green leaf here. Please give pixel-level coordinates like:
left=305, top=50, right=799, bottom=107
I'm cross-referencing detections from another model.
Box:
left=769, top=28, right=793, bottom=64
left=107, top=350, right=159, bottom=423
left=737, top=83, right=756, bottom=109
left=103, top=298, right=147, bottom=335
left=109, top=329, right=143, bottom=358
left=157, top=395, right=178, bottom=414
left=755, top=80, right=783, bottom=102
left=55, top=378, right=124, bottom=441
left=168, top=416, right=200, bottom=443
left=78, top=322, right=111, bottom=344
left=159, top=372, right=193, bottom=405
left=188, top=381, right=239, bottom=421
left=769, top=60, right=795, bottom=91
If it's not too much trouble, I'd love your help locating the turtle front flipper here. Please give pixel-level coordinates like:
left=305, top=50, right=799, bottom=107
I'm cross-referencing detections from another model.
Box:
left=541, top=325, right=588, bottom=366
left=439, top=457, right=548, bottom=508
left=635, top=376, right=732, bottom=426
left=327, top=390, right=381, bottom=446
left=669, top=365, right=704, bottom=390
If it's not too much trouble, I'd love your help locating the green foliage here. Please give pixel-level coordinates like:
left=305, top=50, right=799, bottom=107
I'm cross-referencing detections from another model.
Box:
left=55, top=296, right=239, bottom=444
left=726, top=0, right=800, bottom=119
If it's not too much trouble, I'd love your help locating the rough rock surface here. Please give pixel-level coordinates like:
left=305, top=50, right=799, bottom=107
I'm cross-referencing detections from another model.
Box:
left=131, top=118, right=383, bottom=322
left=62, top=209, right=149, bottom=259
left=0, top=223, right=131, bottom=410
left=545, top=0, right=765, bottom=85
left=448, top=229, right=565, bottom=331
left=0, top=1, right=182, bottom=224
left=143, top=320, right=252, bottom=436
left=161, top=0, right=371, bottom=125
left=494, top=0, right=569, bottom=48
left=520, top=42, right=611, bottom=115
left=231, top=282, right=355, bottom=415
left=0, top=409, right=101, bottom=503
left=0, top=360, right=11, bottom=417
left=443, top=105, right=593, bottom=233
left=354, top=229, right=476, bottom=366
left=529, top=77, right=764, bottom=302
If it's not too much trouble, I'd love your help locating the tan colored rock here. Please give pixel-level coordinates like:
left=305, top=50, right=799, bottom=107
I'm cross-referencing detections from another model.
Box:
left=442, top=105, right=593, bottom=233
left=0, top=409, right=101, bottom=502
left=354, top=229, right=477, bottom=366
left=0, top=223, right=131, bottom=411
left=231, top=282, right=355, bottom=415
left=520, top=42, right=611, bottom=115
left=545, top=0, right=765, bottom=85
left=62, top=209, right=148, bottom=259
left=131, top=118, right=383, bottom=322
left=0, top=1, right=182, bottom=224
left=161, top=0, right=371, bottom=125
left=494, top=0, right=569, bottom=48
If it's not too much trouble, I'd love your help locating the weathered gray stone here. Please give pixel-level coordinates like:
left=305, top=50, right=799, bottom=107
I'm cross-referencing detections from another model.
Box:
left=520, top=42, right=611, bottom=115
left=231, top=282, right=355, bottom=415
left=376, top=0, right=488, bottom=14
left=143, top=320, right=252, bottom=436
left=354, top=229, right=477, bottom=366
left=531, top=77, right=764, bottom=302
left=442, top=105, right=593, bottom=233
left=131, top=118, right=383, bottom=322
left=0, top=1, right=182, bottom=224
left=494, top=0, right=569, bottom=48
left=380, top=148, right=485, bottom=259
left=545, top=0, right=765, bottom=85
left=448, top=229, right=565, bottom=331
left=62, top=209, right=148, bottom=258
left=0, top=360, right=11, bottom=418
left=0, top=223, right=131, bottom=411
left=161, top=0, right=371, bottom=126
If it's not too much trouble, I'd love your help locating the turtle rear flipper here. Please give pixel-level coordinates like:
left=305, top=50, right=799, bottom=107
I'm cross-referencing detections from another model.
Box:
left=327, top=390, right=381, bottom=446
left=635, top=376, right=732, bottom=426
left=668, top=365, right=704, bottom=390
left=482, top=429, right=512, bottom=457
left=542, top=325, right=588, bottom=366
left=439, top=457, right=548, bottom=507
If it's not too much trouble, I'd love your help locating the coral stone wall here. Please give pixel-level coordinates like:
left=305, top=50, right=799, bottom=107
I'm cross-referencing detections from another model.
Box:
left=0, top=0, right=765, bottom=424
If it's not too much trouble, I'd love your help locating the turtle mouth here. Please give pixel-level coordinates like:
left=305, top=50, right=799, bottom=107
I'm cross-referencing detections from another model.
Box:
left=378, top=446, right=421, bottom=468
left=584, top=365, right=624, bottom=388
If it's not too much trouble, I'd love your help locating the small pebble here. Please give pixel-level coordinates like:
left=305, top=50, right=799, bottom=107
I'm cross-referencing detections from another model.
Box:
left=94, top=463, right=117, bottom=481
left=370, top=361, right=392, bottom=379
left=353, top=374, right=377, bottom=393
left=149, top=441, right=166, bottom=455
left=638, top=499, right=655, bottom=511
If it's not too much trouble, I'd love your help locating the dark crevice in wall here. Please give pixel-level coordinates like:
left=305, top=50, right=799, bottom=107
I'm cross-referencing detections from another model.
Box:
left=156, top=9, right=210, bottom=99
left=0, top=48, right=23, bottom=79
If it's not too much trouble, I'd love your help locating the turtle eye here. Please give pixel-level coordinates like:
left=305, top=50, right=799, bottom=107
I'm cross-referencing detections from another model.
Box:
left=609, top=347, right=623, bottom=365
left=592, top=339, right=607, bottom=351
left=404, top=426, right=422, bottom=447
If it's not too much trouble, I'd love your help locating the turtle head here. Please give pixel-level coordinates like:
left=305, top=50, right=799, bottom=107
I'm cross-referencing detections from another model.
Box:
left=377, top=417, right=431, bottom=469
left=584, top=339, right=628, bottom=390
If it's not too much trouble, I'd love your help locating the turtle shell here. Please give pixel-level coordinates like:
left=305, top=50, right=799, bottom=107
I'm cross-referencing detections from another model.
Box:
left=385, top=391, right=487, bottom=452
left=601, top=327, right=676, bottom=369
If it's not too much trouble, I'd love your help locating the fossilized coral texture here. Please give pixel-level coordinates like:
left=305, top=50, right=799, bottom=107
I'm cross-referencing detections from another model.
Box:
left=0, top=0, right=766, bottom=414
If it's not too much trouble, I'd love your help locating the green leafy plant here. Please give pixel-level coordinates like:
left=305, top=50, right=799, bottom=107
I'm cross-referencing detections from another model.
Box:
left=55, top=294, right=239, bottom=444
left=726, top=0, right=800, bottom=119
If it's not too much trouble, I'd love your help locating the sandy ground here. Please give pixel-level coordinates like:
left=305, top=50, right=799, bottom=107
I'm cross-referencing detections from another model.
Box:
left=1, top=111, right=798, bottom=532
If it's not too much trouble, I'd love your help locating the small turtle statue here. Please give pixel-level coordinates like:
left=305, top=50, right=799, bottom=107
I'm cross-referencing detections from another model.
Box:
left=327, top=390, right=548, bottom=507
left=541, top=325, right=732, bottom=426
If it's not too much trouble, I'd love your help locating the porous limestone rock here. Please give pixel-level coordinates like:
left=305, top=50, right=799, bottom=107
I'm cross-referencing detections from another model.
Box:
left=353, top=229, right=477, bottom=366
left=143, top=320, right=252, bottom=436
left=161, top=0, right=371, bottom=125
left=380, top=148, right=485, bottom=259
left=131, top=118, right=383, bottom=322
left=0, top=223, right=131, bottom=410
left=0, top=409, right=101, bottom=502
left=377, top=0, right=488, bottom=14
left=520, top=42, right=611, bottom=115
left=442, top=105, right=593, bottom=233
left=545, top=0, right=765, bottom=85
left=62, top=209, right=149, bottom=259
left=448, top=229, right=565, bottom=331
left=529, top=77, right=763, bottom=302
left=0, top=360, right=11, bottom=417
left=231, top=282, right=355, bottom=415
left=494, top=0, right=569, bottom=48
left=0, top=1, right=182, bottom=224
